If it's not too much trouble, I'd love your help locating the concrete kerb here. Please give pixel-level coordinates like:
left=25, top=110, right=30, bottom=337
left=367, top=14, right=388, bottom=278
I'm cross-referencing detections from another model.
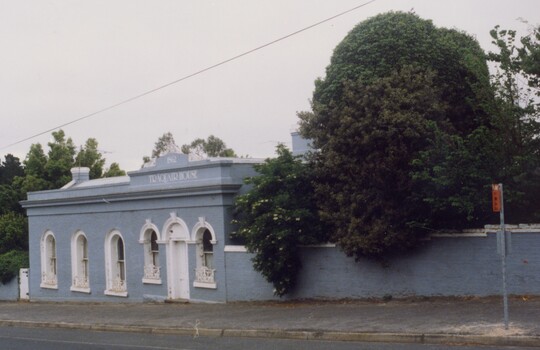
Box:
left=0, top=320, right=539, bottom=347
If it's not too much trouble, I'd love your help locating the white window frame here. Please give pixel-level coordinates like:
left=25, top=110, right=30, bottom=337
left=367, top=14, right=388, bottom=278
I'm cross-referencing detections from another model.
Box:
left=104, top=230, right=128, bottom=297
left=139, top=220, right=163, bottom=284
left=70, top=231, right=90, bottom=293
left=191, top=218, right=217, bottom=289
left=40, top=231, right=58, bottom=289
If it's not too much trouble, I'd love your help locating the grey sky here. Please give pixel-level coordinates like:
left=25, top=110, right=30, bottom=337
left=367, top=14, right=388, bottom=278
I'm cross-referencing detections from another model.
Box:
left=1, top=0, right=539, bottom=171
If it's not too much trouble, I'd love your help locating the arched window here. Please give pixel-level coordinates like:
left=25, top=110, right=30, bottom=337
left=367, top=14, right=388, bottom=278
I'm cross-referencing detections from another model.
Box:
left=105, top=231, right=127, bottom=297
left=71, top=232, right=90, bottom=293
left=140, top=224, right=162, bottom=284
left=194, top=228, right=216, bottom=288
left=41, top=231, right=57, bottom=289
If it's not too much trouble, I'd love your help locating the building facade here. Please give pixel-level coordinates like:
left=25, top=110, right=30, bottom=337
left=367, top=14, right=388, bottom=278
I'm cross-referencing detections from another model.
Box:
left=22, top=152, right=261, bottom=302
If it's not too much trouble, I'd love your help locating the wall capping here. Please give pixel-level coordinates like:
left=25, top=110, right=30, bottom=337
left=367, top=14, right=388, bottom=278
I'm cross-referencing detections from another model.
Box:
left=224, top=245, right=248, bottom=253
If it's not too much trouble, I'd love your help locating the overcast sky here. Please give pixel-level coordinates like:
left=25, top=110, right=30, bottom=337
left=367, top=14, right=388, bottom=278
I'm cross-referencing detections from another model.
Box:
left=1, top=0, right=539, bottom=171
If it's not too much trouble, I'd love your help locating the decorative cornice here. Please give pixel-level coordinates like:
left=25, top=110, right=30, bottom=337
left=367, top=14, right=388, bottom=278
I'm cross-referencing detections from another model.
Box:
left=21, top=184, right=242, bottom=209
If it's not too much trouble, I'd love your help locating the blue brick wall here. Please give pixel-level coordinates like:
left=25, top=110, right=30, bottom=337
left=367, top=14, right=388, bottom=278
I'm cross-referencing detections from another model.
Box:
left=225, top=232, right=540, bottom=301
left=0, top=275, right=19, bottom=301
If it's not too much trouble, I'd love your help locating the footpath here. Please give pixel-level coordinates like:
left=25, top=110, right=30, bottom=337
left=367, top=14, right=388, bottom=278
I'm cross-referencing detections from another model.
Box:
left=0, top=296, right=539, bottom=347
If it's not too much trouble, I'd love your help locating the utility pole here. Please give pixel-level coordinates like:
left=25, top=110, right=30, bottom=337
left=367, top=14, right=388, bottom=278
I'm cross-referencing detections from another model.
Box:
left=492, top=183, right=509, bottom=330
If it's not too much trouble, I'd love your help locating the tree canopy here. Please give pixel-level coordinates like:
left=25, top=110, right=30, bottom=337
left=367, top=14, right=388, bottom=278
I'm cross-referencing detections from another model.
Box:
left=297, top=12, right=537, bottom=261
left=304, top=11, right=492, bottom=142
left=181, top=135, right=237, bottom=158
left=14, top=130, right=125, bottom=193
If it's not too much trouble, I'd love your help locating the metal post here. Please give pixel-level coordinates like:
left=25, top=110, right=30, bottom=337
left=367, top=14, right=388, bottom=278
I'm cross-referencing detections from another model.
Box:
left=499, top=183, right=509, bottom=330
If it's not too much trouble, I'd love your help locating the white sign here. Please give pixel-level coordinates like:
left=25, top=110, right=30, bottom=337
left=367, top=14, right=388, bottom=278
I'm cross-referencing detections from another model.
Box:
left=148, top=170, right=197, bottom=184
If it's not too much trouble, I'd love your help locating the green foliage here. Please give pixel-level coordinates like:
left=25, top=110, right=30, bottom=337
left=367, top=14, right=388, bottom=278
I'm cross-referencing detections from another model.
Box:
left=151, top=132, right=177, bottom=158
left=75, top=138, right=106, bottom=179
left=0, top=154, right=24, bottom=185
left=182, top=135, right=237, bottom=158
left=23, top=144, right=48, bottom=179
left=0, top=185, right=23, bottom=215
left=299, top=12, right=498, bottom=261
left=103, top=162, right=126, bottom=177
left=145, top=133, right=237, bottom=163
left=518, top=25, right=540, bottom=92
left=484, top=25, right=540, bottom=222
left=306, top=11, right=492, bottom=142
left=0, top=212, right=28, bottom=254
left=304, top=67, right=449, bottom=259
left=45, top=130, right=77, bottom=188
left=232, top=145, right=327, bottom=296
left=15, top=130, right=124, bottom=191
left=0, top=250, right=28, bottom=284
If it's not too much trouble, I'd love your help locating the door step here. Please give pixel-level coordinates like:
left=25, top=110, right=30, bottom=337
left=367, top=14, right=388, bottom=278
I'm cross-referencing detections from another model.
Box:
left=165, top=298, right=189, bottom=304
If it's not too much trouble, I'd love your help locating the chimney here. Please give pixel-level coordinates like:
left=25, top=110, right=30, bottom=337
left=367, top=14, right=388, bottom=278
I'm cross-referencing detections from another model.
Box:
left=71, top=167, right=90, bottom=183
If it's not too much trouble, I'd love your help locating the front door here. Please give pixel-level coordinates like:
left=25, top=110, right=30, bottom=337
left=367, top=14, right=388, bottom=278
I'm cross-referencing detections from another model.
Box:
left=168, top=239, right=190, bottom=300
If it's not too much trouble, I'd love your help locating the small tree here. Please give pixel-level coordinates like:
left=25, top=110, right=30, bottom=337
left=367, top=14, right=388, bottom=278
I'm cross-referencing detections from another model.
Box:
left=182, top=135, right=237, bottom=158
left=232, top=145, right=326, bottom=296
left=45, top=130, right=76, bottom=188
left=103, top=162, right=126, bottom=177
left=75, top=138, right=106, bottom=179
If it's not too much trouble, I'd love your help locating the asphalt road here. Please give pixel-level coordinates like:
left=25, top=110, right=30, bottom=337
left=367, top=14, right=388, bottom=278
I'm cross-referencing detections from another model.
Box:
left=0, top=326, right=535, bottom=350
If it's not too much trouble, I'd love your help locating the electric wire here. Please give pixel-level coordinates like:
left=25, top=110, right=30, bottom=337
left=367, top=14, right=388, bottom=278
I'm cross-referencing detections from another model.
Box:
left=1, top=0, right=378, bottom=151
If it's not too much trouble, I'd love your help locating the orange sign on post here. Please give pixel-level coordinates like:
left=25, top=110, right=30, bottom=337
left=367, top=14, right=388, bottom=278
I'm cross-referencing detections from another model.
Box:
left=492, top=184, right=501, bottom=212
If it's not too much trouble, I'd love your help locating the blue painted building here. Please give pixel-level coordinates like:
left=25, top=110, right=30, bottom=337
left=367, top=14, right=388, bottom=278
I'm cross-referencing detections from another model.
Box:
left=22, top=151, right=262, bottom=302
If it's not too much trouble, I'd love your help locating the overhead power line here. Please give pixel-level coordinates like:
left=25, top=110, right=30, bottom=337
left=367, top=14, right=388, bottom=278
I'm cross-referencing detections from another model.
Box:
left=1, top=0, right=378, bottom=151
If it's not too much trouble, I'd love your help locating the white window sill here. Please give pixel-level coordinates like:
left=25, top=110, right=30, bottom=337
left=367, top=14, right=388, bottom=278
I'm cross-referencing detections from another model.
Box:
left=40, top=283, right=58, bottom=290
left=193, top=281, right=217, bottom=289
left=70, top=286, right=91, bottom=294
left=142, top=278, right=162, bottom=285
left=104, top=290, right=128, bottom=297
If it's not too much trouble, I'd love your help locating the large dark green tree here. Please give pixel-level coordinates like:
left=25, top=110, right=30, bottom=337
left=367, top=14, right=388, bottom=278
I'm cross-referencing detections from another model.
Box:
left=232, top=145, right=326, bottom=296
left=0, top=154, right=24, bottom=185
left=0, top=212, right=28, bottom=284
left=0, top=155, right=25, bottom=214
left=299, top=12, right=496, bottom=261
